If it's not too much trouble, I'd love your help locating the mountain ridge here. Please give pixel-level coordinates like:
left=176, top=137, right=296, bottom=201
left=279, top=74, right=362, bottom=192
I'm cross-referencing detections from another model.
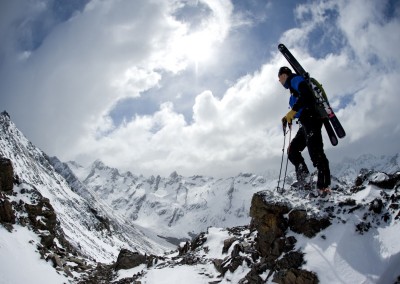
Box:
left=0, top=111, right=174, bottom=261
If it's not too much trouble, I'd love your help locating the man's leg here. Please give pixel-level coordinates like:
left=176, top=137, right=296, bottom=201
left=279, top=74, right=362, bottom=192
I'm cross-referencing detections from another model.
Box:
left=288, top=127, right=310, bottom=183
left=303, top=120, right=331, bottom=189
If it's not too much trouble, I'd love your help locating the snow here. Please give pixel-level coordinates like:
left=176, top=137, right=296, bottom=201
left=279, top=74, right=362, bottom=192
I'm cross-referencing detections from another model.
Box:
left=142, top=265, right=212, bottom=283
left=115, top=264, right=147, bottom=281
left=0, top=226, right=68, bottom=284
left=138, top=263, right=251, bottom=284
left=205, top=227, right=231, bottom=258
left=290, top=185, right=400, bottom=284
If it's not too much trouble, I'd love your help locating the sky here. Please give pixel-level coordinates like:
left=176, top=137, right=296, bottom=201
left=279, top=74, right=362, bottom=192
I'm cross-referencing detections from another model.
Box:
left=0, top=0, right=399, bottom=177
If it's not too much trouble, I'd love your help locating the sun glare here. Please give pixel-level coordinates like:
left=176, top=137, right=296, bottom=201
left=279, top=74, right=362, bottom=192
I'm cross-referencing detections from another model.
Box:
left=185, top=32, right=214, bottom=63
left=177, top=30, right=217, bottom=70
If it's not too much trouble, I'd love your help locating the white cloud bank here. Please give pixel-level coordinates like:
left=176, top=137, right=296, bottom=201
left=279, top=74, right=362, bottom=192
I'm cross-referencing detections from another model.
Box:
left=0, top=0, right=399, bottom=177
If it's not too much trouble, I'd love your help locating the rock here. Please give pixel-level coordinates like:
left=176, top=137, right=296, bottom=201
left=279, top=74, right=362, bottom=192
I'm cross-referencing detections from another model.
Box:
left=222, top=237, right=237, bottom=254
left=115, top=249, right=147, bottom=271
left=239, top=268, right=264, bottom=284
left=249, top=192, right=290, bottom=258
left=0, top=193, right=15, bottom=225
left=369, top=198, right=383, bottom=214
left=369, top=172, right=400, bottom=189
left=275, top=251, right=304, bottom=270
left=272, top=268, right=318, bottom=284
left=190, top=232, right=207, bottom=251
left=0, top=157, right=13, bottom=192
left=48, top=253, right=64, bottom=268
left=288, top=209, right=331, bottom=238
left=25, top=197, right=57, bottom=235
left=249, top=191, right=324, bottom=283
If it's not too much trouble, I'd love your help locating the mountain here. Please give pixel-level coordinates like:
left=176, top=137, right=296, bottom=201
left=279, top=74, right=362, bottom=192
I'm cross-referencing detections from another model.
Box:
left=65, top=154, right=400, bottom=243
left=1, top=110, right=400, bottom=283
left=0, top=111, right=173, bottom=277
left=66, top=159, right=272, bottom=242
left=75, top=167, right=400, bottom=284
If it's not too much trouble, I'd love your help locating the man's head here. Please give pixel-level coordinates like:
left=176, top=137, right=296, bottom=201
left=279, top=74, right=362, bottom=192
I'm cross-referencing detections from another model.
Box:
left=278, top=66, right=292, bottom=87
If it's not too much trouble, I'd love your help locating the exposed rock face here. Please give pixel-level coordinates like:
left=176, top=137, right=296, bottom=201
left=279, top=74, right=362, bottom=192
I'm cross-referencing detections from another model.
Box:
left=25, top=195, right=58, bottom=248
left=288, top=209, right=331, bottom=238
left=273, top=268, right=319, bottom=284
left=0, top=157, right=15, bottom=228
left=249, top=191, right=324, bottom=283
left=250, top=192, right=330, bottom=257
left=249, top=194, right=290, bottom=258
left=0, top=192, right=15, bottom=227
left=0, top=157, right=13, bottom=192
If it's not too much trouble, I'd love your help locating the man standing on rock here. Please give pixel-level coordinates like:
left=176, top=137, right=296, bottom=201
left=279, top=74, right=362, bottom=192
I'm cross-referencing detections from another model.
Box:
left=278, top=66, right=331, bottom=197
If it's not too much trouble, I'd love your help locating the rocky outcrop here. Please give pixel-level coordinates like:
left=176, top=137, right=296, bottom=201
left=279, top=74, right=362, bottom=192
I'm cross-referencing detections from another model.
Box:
left=0, top=160, right=92, bottom=280
left=353, top=169, right=400, bottom=192
left=0, top=157, right=13, bottom=192
left=288, top=209, right=331, bottom=238
left=115, top=249, right=147, bottom=270
left=249, top=191, right=326, bottom=283
left=0, top=192, right=15, bottom=229
left=0, top=157, right=16, bottom=229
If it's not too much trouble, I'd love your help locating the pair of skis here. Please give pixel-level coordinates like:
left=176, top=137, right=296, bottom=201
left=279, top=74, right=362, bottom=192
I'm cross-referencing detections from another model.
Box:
left=278, top=43, right=346, bottom=146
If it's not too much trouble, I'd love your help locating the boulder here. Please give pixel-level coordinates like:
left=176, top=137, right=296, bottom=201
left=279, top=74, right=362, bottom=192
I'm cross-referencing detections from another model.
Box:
left=288, top=209, right=331, bottom=238
left=115, top=249, right=147, bottom=271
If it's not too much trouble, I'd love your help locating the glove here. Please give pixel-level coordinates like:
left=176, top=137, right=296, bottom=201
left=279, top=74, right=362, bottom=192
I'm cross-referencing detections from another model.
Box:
left=281, top=116, right=288, bottom=133
left=284, top=109, right=297, bottom=125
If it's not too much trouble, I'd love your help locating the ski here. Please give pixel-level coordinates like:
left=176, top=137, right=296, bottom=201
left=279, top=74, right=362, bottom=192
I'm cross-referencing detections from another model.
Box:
left=310, top=78, right=346, bottom=139
left=278, top=43, right=346, bottom=143
left=323, top=117, right=338, bottom=146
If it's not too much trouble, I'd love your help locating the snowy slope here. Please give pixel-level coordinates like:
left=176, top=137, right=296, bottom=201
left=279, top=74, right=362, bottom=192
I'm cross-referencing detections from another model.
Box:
left=0, top=112, right=172, bottom=265
left=0, top=226, right=69, bottom=284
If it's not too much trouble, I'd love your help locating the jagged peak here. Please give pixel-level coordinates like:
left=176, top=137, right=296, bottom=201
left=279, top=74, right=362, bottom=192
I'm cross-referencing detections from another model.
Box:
left=1, top=110, right=10, bottom=119
left=92, top=159, right=107, bottom=169
left=0, top=110, right=12, bottom=128
left=66, top=160, right=83, bottom=168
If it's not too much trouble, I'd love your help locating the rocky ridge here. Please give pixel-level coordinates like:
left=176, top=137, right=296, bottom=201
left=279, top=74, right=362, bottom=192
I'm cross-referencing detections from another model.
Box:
left=99, top=169, right=399, bottom=283
left=28, top=167, right=397, bottom=283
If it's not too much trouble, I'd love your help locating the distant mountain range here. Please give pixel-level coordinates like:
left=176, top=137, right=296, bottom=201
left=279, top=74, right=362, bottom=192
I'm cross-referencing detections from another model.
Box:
left=1, top=110, right=399, bottom=283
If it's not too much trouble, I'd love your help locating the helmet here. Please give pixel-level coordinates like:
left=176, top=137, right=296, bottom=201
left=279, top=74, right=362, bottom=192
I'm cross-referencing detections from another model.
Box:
left=278, top=66, right=292, bottom=76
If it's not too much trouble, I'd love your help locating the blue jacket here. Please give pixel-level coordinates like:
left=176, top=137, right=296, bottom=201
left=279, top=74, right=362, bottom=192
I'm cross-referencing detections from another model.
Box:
left=284, top=74, right=317, bottom=121
left=289, top=92, right=302, bottom=118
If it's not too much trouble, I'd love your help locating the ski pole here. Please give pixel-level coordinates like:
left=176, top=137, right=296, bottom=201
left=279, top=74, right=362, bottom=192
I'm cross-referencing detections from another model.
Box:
left=281, top=125, right=292, bottom=192
left=276, top=124, right=287, bottom=193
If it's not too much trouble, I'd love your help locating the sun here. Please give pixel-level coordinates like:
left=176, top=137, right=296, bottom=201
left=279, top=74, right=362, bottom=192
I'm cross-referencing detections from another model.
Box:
left=176, top=30, right=217, bottom=70
left=184, top=31, right=215, bottom=63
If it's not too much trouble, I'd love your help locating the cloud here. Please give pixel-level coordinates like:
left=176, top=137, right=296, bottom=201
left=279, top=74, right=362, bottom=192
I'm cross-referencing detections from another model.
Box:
left=1, top=0, right=399, bottom=178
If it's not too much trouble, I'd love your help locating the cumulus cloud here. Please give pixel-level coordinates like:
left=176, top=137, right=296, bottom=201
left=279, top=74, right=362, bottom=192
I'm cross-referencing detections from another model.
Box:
left=0, top=0, right=399, bottom=177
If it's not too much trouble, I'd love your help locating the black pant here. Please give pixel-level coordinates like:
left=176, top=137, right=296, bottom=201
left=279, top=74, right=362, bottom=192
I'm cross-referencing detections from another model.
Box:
left=288, top=118, right=330, bottom=189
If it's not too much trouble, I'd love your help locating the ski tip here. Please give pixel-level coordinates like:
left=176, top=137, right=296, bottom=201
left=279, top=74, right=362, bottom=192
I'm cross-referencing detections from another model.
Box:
left=338, top=131, right=346, bottom=139
left=278, top=43, right=285, bottom=49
